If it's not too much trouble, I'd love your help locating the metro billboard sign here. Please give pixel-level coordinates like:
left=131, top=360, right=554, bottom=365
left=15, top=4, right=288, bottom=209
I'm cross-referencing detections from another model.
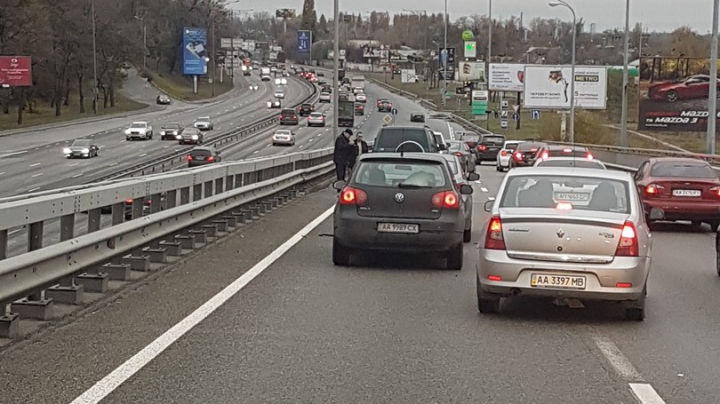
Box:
left=0, top=56, right=32, bottom=87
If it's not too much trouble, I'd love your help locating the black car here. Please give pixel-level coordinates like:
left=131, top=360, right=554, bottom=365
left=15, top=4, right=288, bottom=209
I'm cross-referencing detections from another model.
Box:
left=475, top=134, right=506, bottom=164
left=298, top=103, right=314, bottom=116
left=510, top=141, right=547, bottom=168
left=160, top=123, right=184, bottom=140
left=187, top=147, right=222, bottom=167
left=156, top=94, right=171, bottom=105
left=354, top=103, right=365, bottom=116
left=372, top=126, right=442, bottom=153
left=179, top=128, right=204, bottom=145
left=460, top=133, right=481, bottom=162
left=378, top=101, right=393, bottom=112
left=410, top=112, right=425, bottom=122
left=63, top=139, right=99, bottom=159
left=332, top=153, right=472, bottom=269
left=279, top=108, right=299, bottom=125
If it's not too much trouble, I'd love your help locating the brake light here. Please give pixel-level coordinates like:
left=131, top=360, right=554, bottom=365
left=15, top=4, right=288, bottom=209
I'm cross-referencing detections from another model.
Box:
left=487, top=275, right=502, bottom=281
left=587, top=153, right=594, bottom=160
left=207, top=156, right=214, bottom=162
left=454, top=152, right=463, bottom=158
left=339, top=187, right=368, bottom=205
left=541, top=151, right=549, bottom=160
left=615, top=221, right=639, bottom=257
left=125, top=199, right=133, bottom=204
left=514, top=152, right=523, bottom=160
left=645, top=183, right=664, bottom=195
left=501, top=150, right=508, bottom=156
left=432, top=191, right=460, bottom=209
left=484, top=215, right=506, bottom=250
left=187, top=155, right=192, bottom=161
left=562, top=148, right=573, bottom=153
left=556, top=202, right=573, bottom=210
left=478, top=145, right=487, bottom=151
left=710, top=186, right=720, bottom=197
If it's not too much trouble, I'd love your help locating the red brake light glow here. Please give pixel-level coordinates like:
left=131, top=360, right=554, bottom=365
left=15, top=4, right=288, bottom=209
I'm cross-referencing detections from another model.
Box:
left=587, top=153, right=594, bottom=160
left=125, top=199, right=133, bottom=204
left=615, top=221, right=639, bottom=257
left=339, top=187, right=368, bottom=205
left=484, top=215, right=506, bottom=250
left=187, top=155, right=192, bottom=161
left=562, top=148, right=573, bottom=153
left=454, top=152, right=463, bottom=157
left=207, top=156, right=214, bottom=162
left=616, top=282, right=633, bottom=288
left=556, top=202, right=573, bottom=210
left=541, top=151, right=549, bottom=160
left=487, top=275, right=502, bottom=281
left=645, top=183, right=664, bottom=195
left=711, top=186, right=720, bottom=197
left=478, top=145, right=487, bottom=151
left=514, top=152, right=523, bottom=160
left=432, top=191, right=460, bottom=209
left=501, top=150, right=508, bottom=156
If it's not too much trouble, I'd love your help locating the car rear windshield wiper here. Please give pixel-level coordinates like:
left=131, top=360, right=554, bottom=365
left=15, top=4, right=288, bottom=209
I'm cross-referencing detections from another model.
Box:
left=397, top=183, right=432, bottom=189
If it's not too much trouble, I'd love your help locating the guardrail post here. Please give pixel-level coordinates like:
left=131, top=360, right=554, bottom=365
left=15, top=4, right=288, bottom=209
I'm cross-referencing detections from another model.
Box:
left=0, top=229, right=7, bottom=260
left=225, top=175, right=234, bottom=190
left=204, top=181, right=214, bottom=198
left=150, top=193, right=162, bottom=214
left=180, top=187, right=190, bottom=205
left=166, top=190, right=178, bottom=209
left=235, top=174, right=243, bottom=187
left=131, top=198, right=144, bottom=219
left=46, top=214, right=85, bottom=304
left=215, top=178, right=224, bottom=194
left=87, top=208, right=102, bottom=233
left=0, top=305, right=19, bottom=339
left=60, top=214, right=74, bottom=240
left=192, top=184, right=202, bottom=201
left=111, top=202, right=125, bottom=225
left=28, top=221, right=43, bottom=252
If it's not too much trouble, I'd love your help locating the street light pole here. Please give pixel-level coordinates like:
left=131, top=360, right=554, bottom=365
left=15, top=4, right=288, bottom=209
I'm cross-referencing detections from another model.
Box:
left=441, top=0, right=448, bottom=104
left=549, top=0, right=576, bottom=143
left=708, top=0, right=719, bottom=155
left=620, top=0, right=630, bottom=147
left=488, top=0, right=492, bottom=66
left=211, top=14, right=216, bottom=97
left=333, top=0, right=339, bottom=130
left=91, top=0, right=98, bottom=114
left=143, top=23, right=147, bottom=70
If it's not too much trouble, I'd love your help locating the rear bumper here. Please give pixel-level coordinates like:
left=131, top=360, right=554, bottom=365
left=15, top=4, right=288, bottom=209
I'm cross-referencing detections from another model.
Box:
left=334, top=212, right=464, bottom=252
left=272, top=139, right=294, bottom=145
left=643, top=200, right=720, bottom=221
left=308, top=121, right=325, bottom=126
left=477, top=249, right=649, bottom=301
left=280, top=120, right=298, bottom=125
left=477, top=151, right=499, bottom=161
left=511, top=160, right=533, bottom=168
left=497, top=156, right=511, bottom=167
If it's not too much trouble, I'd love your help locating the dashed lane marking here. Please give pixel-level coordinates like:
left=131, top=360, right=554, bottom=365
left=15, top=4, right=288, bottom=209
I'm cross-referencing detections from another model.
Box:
left=29, top=162, right=41, bottom=167
left=592, top=335, right=644, bottom=382
left=480, top=187, right=488, bottom=193
left=72, top=173, right=84, bottom=178
left=27, top=187, right=40, bottom=193
left=629, top=383, right=667, bottom=404
left=31, top=172, right=43, bottom=177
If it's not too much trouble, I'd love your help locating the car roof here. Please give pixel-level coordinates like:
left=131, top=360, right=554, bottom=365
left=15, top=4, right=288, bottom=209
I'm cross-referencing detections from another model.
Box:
left=197, top=116, right=210, bottom=120
left=546, top=144, right=588, bottom=151
left=131, top=121, right=148, bottom=124
left=506, top=166, right=630, bottom=181
left=648, top=156, right=710, bottom=164
left=358, top=152, right=449, bottom=164
left=190, top=146, right=213, bottom=152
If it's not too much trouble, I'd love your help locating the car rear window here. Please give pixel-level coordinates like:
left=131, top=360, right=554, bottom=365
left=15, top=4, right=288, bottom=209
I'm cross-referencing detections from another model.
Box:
left=461, top=135, right=480, bottom=143
left=504, top=143, right=520, bottom=150
left=536, top=159, right=605, bottom=169
left=190, top=149, right=212, bottom=158
left=500, top=175, right=630, bottom=213
left=281, top=109, right=296, bottom=115
left=650, top=162, right=717, bottom=178
left=518, top=142, right=544, bottom=151
left=549, top=147, right=589, bottom=158
left=482, top=135, right=505, bottom=145
left=374, top=128, right=432, bottom=152
left=443, top=158, right=459, bottom=175
left=353, top=161, right=448, bottom=188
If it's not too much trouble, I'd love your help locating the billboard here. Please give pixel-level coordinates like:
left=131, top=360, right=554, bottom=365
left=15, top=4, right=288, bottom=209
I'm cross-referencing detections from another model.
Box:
left=463, top=41, right=477, bottom=59
left=0, top=56, right=32, bottom=87
left=458, top=61, right=486, bottom=82
left=489, top=63, right=525, bottom=92
left=183, top=27, right=208, bottom=75
left=220, top=38, right=244, bottom=49
left=297, top=30, right=311, bottom=53
left=523, top=65, right=608, bottom=110
left=637, top=57, right=718, bottom=131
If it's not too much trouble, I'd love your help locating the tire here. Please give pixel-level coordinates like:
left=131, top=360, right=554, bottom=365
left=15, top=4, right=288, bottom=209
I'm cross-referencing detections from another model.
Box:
left=332, top=237, right=351, bottom=266
left=625, top=286, right=646, bottom=321
left=496, top=165, right=502, bottom=172
left=463, top=228, right=472, bottom=243
left=708, top=220, right=720, bottom=232
left=477, top=273, right=500, bottom=314
left=446, top=243, right=463, bottom=270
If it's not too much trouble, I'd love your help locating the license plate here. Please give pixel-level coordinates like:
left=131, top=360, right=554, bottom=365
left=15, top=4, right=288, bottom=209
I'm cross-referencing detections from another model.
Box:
left=531, top=274, right=586, bottom=290
left=377, top=223, right=419, bottom=234
left=672, top=189, right=701, bottom=197
left=555, top=192, right=589, bottom=201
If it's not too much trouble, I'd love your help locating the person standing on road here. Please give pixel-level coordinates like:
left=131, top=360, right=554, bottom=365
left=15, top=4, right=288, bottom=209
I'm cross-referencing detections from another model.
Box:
left=333, top=129, right=354, bottom=182
left=348, top=132, right=369, bottom=172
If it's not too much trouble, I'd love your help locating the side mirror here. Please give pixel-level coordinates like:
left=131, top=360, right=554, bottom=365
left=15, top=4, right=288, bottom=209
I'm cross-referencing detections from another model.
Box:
left=648, top=207, right=664, bottom=220
left=483, top=198, right=495, bottom=212
left=438, top=143, right=447, bottom=151
left=467, top=172, right=480, bottom=181
left=332, top=180, right=346, bottom=190
left=459, top=184, right=474, bottom=195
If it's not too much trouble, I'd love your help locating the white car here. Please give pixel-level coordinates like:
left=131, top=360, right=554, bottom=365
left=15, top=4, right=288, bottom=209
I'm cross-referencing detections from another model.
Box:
left=496, top=140, right=522, bottom=171
left=274, top=78, right=288, bottom=85
left=307, top=112, right=326, bottom=127
left=319, top=92, right=331, bottom=103
left=125, top=121, right=153, bottom=141
left=355, top=93, right=367, bottom=103
left=267, top=100, right=282, bottom=108
left=193, top=117, right=214, bottom=131
left=275, top=91, right=285, bottom=99
left=272, top=129, right=295, bottom=146
left=352, top=87, right=363, bottom=94
left=534, top=156, right=607, bottom=170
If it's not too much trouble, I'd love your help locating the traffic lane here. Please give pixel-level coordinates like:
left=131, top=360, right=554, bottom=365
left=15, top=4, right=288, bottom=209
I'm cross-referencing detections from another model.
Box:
left=97, top=173, right=636, bottom=404
left=589, top=225, right=720, bottom=404
left=0, top=190, right=338, bottom=404
left=0, top=78, right=312, bottom=196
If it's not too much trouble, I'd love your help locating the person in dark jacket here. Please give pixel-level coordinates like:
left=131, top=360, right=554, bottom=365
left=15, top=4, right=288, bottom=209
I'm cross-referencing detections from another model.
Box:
left=348, top=132, right=369, bottom=171
left=333, top=129, right=354, bottom=181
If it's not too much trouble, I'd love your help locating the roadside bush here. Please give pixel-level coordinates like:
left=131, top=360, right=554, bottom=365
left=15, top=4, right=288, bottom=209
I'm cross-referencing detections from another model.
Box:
left=538, top=110, right=613, bottom=145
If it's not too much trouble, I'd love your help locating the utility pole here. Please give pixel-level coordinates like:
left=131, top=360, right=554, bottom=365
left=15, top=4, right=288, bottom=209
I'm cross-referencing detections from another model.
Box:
left=620, top=0, right=630, bottom=147
left=211, top=14, right=216, bottom=97
left=333, top=0, right=339, bottom=130
left=91, top=0, right=98, bottom=114
left=143, top=23, right=147, bottom=70
left=708, top=0, right=719, bottom=155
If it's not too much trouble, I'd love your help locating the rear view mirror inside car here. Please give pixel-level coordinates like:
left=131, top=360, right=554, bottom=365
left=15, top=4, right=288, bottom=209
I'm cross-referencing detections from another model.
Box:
left=394, top=165, right=413, bottom=171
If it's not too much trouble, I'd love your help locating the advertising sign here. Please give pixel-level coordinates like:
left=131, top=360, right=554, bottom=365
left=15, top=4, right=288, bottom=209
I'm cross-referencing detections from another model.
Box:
left=458, top=61, right=486, bottom=82
left=269, top=52, right=278, bottom=60
left=0, top=56, right=32, bottom=87
left=471, top=90, right=489, bottom=117
left=463, top=41, right=477, bottom=59
left=221, top=38, right=244, bottom=49
left=241, top=40, right=256, bottom=52
left=522, top=65, right=607, bottom=110
left=489, top=63, right=525, bottom=92
left=401, top=69, right=418, bottom=83
left=183, top=27, right=208, bottom=75
left=637, top=57, right=718, bottom=131
left=297, top=30, right=311, bottom=53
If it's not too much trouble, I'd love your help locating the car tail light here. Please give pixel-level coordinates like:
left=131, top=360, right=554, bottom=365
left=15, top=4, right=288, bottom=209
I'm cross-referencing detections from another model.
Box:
left=125, top=199, right=133, bottom=204
left=710, top=186, right=720, bottom=197
left=616, top=283, right=633, bottom=288
left=541, top=151, right=549, bottom=160
left=645, top=183, right=664, bottom=196
left=484, top=215, right=506, bottom=250
left=586, top=152, right=594, bottom=160
left=339, top=187, right=368, bottom=205
left=431, top=191, right=460, bottom=209
left=615, top=221, right=639, bottom=257
left=206, top=156, right=214, bottom=162
left=187, top=155, right=192, bottom=161
left=562, top=148, right=573, bottom=153
left=556, top=202, right=573, bottom=210
left=501, top=150, right=508, bottom=156
left=487, top=275, right=502, bottom=281
left=478, top=145, right=487, bottom=151
left=454, top=152, right=463, bottom=158
left=514, top=152, right=523, bottom=160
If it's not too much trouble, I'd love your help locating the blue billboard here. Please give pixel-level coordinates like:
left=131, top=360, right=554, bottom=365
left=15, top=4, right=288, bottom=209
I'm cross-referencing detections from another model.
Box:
left=297, top=30, right=311, bottom=53
left=183, top=27, right=208, bottom=75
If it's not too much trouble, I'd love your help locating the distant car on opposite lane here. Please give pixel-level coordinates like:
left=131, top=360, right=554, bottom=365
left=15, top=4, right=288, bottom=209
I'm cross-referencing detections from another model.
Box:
left=179, top=128, right=203, bottom=145
left=275, top=91, right=285, bottom=99
left=355, top=92, right=367, bottom=103
left=156, top=94, right=171, bottom=105
left=268, top=100, right=282, bottom=108
left=160, top=123, right=184, bottom=140
left=193, top=117, right=214, bottom=131
left=410, top=112, right=425, bottom=122
left=63, top=139, right=99, bottom=159
left=125, top=121, right=153, bottom=141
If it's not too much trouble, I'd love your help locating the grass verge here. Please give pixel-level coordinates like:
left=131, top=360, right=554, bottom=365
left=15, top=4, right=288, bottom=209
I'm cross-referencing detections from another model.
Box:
left=0, top=92, right=146, bottom=132
left=142, top=69, right=234, bottom=102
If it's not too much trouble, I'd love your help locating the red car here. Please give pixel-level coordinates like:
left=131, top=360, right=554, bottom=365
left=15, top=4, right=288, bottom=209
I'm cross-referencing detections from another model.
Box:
left=648, top=75, right=720, bottom=103
left=635, top=157, right=720, bottom=230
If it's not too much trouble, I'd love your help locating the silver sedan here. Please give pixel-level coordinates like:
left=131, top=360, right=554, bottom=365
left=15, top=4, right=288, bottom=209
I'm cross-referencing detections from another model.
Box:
left=476, top=167, right=652, bottom=321
left=307, top=112, right=326, bottom=127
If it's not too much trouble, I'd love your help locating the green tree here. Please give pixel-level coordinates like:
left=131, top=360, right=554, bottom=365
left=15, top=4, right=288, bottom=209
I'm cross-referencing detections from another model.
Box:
left=300, top=0, right=316, bottom=32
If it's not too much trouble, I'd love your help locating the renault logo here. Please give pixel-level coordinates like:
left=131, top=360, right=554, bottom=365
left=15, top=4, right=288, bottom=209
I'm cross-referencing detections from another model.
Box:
left=557, top=229, right=565, bottom=238
left=394, top=193, right=405, bottom=203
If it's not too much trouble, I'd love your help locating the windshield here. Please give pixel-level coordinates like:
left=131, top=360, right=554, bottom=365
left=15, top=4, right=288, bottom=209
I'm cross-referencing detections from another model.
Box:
left=130, top=123, right=146, bottom=128
left=71, top=140, right=91, bottom=147
left=650, top=162, right=717, bottom=178
left=162, top=124, right=181, bottom=129
left=353, top=161, right=447, bottom=188
left=537, top=159, right=605, bottom=169
left=500, top=174, right=630, bottom=213
left=310, top=113, right=323, bottom=118
left=189, top=149, right=212, bottom=158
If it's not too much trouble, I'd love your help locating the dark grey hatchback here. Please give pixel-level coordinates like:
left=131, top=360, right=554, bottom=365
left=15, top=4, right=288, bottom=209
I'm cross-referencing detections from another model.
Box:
left=332, top=153, right=473, bottom=270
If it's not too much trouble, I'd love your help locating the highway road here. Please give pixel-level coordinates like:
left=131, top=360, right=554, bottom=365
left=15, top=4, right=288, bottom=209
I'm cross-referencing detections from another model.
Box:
left=0, top=80, right=719, bottom=404
left=0, top=71, right=312, bottom=197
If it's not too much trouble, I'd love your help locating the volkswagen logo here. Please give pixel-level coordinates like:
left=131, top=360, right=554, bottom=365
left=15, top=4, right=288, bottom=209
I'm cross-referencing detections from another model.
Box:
left=557, top=229, right=565, bottom=238
left=394, top=193, right=405, bottom=203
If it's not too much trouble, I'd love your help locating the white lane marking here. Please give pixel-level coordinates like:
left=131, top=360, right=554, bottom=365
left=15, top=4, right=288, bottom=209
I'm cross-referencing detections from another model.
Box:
left=68, top=206, right=334, bottom=404
left=27, top=187, right=40, bottom=193
left=593, top=335, right=644, bottom=382
left=73, top=173, right=84, bottom=178
left=474, top=180, right=482, bottom=184
left=139, top=153, right=147, bottom=157
left=109, top=163, right=118, bottom=167
left=629, top=383, right=667, bottom=404
left=29, top=162, right=41, bottom=167
left=32, top=172, right=44, bottom=178
left=481, top=187, right=488, bottom=193
left=0, top=172, right=4, bottom=176
left=69, top=163, right=79, bottom=167
left=316, top=133, right=322, bottom=137
left=253, top=150, right=259, bottom=154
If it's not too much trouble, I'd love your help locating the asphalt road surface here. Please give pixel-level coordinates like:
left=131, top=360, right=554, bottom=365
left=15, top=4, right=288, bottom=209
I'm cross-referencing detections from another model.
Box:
left=3, top=81, right=716, bottom=404
left=0, top=72, right=311, bottom=197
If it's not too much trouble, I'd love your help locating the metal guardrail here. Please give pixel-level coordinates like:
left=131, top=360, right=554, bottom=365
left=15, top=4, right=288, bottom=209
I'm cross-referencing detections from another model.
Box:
left=0, top=147, right=334, bottom=312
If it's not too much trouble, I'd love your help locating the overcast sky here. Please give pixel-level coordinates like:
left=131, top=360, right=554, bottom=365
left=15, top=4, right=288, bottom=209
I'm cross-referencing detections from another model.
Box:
left=231, top=0, right=716, bottom=33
